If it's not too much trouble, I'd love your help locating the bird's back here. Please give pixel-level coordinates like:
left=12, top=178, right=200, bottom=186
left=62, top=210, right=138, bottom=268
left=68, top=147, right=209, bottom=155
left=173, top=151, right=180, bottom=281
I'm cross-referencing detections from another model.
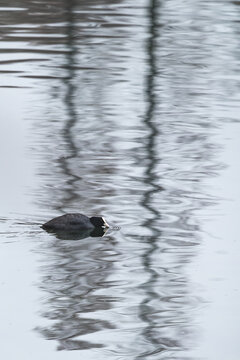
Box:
left=42, top=213, right=93, bottom=231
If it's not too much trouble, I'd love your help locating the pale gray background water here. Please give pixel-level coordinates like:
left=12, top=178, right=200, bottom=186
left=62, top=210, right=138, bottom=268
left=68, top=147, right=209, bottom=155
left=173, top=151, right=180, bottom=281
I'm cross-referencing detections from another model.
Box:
left=0, top=0, right=240, bottom=359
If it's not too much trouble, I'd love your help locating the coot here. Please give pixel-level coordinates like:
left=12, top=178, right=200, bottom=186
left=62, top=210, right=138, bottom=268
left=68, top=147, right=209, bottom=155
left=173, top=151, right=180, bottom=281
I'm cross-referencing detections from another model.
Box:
left=42, top=213, right=109, bottom=232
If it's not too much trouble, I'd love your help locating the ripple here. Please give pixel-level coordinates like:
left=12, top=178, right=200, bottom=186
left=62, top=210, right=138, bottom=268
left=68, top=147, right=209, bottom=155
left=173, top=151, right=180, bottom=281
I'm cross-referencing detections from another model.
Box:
left=0, top=0, right=239, bottom=359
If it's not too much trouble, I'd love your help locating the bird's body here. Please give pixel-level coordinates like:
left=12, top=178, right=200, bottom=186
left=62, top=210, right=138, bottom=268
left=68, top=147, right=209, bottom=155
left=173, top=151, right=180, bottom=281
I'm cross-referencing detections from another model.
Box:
left=42, top=213, right=109, bottom=232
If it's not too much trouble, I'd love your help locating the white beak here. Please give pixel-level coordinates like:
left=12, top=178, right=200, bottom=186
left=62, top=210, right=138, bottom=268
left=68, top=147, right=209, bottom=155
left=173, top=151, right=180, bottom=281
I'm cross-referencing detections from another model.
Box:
left=102, top=217, right=109, bottom=228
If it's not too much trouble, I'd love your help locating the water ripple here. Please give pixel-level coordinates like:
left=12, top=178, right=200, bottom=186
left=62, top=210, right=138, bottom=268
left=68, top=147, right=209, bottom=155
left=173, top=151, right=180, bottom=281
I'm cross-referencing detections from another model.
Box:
left=0, top=0, right=240, bottom=359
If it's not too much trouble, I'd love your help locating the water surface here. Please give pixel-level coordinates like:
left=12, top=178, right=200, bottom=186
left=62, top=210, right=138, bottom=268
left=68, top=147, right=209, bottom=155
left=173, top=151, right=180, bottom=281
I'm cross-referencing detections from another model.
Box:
left=0, top=0, right=240, bottom=359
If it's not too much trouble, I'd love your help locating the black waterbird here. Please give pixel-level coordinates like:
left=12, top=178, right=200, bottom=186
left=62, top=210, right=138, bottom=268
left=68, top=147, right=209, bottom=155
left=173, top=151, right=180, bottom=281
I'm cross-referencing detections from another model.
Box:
left=42, top=213, right=109, bottom=232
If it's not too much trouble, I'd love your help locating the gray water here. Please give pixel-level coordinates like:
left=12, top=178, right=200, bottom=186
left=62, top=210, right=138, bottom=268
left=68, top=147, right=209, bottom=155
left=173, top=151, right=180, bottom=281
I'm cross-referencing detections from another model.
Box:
left=0, top=0, right=240, bottom=359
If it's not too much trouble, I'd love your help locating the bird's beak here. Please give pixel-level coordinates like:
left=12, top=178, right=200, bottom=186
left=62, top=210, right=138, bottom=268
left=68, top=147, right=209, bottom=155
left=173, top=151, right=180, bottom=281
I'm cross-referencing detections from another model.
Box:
left=102, top=217, right=110, bottom=228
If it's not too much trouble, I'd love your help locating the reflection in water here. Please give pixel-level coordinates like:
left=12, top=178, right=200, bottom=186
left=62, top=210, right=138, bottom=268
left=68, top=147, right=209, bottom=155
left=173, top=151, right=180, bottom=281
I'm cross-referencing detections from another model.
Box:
left=36, top=0, right=117, bottom=351
left=36, top=235, right=116, bottom=351
left=1, top=0, right=240, bottom=359
left=138, top=0, right=207, bottom=357
left=138, top=0, right=166, bottom=356
left=43, top=226, right=108, bottom=240
left=57, top=0, right=80, bottom=211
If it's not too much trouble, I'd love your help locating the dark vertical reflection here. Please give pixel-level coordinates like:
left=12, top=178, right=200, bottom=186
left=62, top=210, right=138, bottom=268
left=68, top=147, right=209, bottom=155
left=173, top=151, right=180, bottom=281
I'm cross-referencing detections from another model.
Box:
left=138, top=0, right=168, bottom=357
left=137, top=0, right=209, bottom=357
left=57, top=0, right=81, bottom=211
left=36, top=2, right=116, bottom=350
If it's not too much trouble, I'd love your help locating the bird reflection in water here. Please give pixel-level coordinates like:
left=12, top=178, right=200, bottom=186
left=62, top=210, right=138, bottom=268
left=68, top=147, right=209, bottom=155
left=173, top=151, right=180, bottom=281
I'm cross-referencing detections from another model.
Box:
left=44, top=226, right=108, bottom=241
